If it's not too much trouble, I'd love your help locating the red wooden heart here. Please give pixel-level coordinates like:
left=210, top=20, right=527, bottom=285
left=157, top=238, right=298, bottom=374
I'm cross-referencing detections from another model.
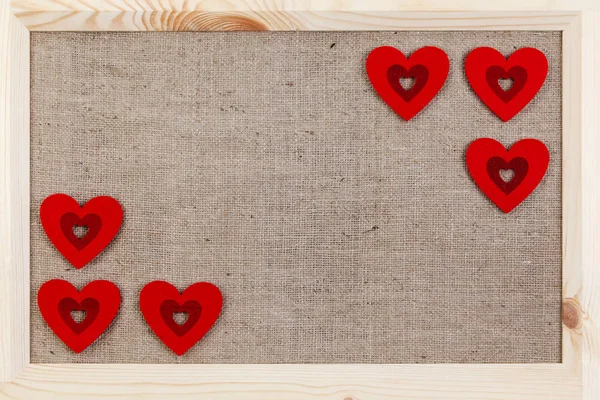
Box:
left=37, top=279, right=121, bottom=353
left=465, top=47, right=548, bottom=122
left=140, top=281, right=223, bottom=356
left=466, top=138, right=549, bottom=213
left=366, top=46, right=449, bottom=121
left=40, top=194, right=123, bottom=269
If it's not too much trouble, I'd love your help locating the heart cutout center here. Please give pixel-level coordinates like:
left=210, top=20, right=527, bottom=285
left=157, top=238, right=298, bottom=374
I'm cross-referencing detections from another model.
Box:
left=71, top=309, right=87, bottom=323
left=72, top=225, right=89, bottom=239
left=499, top=168, right=515, bottom=183
left=498, top=78, right=514, bottom=91
left=60, top=213, right=103, bottom=250
left=58, top=297, right=100, bottom=334
left=160, top=300, right=202, bottom=337
left=399, top=77, right=415, bottom=90
left=487, top=156, right=529, bottom=194
left=387, top=64, right=429, bottom=102
left=173, top=312, right=189, bottom=325
left=486, top=66, right=528, bottom=103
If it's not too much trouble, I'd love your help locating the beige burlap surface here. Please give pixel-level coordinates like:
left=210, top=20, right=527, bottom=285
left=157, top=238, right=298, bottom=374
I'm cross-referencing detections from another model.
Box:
left=30, top=31, right=562, bottom=364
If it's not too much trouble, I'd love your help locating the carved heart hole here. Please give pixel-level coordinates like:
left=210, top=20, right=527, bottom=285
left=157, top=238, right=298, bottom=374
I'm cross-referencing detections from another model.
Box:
left=71, top=309, right=87, bottom=324
left=72, top=225, right=89, bottom=239
left=499, top=168, right=515, bottom=183
left=173, top=312, right=189, bottom=326
left=399, top=77, right=416, bottom=90
left=498, top=77, right=515, bottom=92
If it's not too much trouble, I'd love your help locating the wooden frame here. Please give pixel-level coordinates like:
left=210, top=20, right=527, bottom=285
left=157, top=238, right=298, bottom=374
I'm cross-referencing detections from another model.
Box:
left=1, top=0, right=599, bottom=399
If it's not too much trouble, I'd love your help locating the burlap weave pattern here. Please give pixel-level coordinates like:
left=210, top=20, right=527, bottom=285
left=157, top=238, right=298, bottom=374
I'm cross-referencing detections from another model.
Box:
left=30, top=31, right=562, bottom=364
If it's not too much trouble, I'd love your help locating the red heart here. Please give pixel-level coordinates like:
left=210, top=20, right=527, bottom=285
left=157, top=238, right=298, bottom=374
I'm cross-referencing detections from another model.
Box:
left=40, top=194, right=123, bottom=269
left=466, top=138, right=549, bottom=213
left=465, top=47, right=548, bottom=122
left=140, top=281, right=223, bottom=356
left=37, top=279, right=121, bottom=353
left=366, top=46, right=449, bottom=121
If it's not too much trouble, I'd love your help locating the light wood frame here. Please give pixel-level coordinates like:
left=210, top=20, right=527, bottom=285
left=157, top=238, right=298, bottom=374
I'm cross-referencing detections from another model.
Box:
left=1, top=1, right=599, bottom=399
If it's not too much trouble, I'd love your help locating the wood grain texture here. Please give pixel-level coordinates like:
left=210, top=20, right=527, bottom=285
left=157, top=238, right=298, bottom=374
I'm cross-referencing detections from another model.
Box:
left=10, top=10, right=583, bottom=31
left=8, top=0, right=584, bottom=32
left=0, top=364, right=582, bottom=400
left=561, top=13, right=584, bottom=374
left=0, top=0, right=29, bottom=383
left=580, top=10, right=600, bottom=400
left=9, top=0, right=600, bottom=12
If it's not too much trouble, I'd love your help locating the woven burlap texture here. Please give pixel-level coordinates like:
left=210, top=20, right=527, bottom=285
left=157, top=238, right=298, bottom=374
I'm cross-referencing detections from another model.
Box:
left=30, top=31, right=562, bottom=364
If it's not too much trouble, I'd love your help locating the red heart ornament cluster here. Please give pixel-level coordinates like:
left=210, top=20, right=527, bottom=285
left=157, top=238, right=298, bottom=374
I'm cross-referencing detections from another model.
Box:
left=367, top=46, right=548, bottom=121
left=366, top=45, right=550, bottom=210
left=38, top=194, right=223, bottom=355
left=38, top=279, right=222, bottom=355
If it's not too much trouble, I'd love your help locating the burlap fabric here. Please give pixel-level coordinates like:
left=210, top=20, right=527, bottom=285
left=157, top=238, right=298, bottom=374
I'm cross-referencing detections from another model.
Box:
left=30, top=31, right=562, bottom=364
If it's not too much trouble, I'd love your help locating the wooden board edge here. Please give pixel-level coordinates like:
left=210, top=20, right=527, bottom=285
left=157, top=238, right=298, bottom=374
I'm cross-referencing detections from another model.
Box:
left=8, top=0, right=600, bottom=13
left=0, top=363, right=582, bottom=400
left=0, top=0, right=31, bottom=383
left=579, top=9, right=600, bottom=400
left=11, top=10, right=580, bottom=32
left=0, top=3, right=594, bottom=399
left=561, top=13, right=584, bottom=374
